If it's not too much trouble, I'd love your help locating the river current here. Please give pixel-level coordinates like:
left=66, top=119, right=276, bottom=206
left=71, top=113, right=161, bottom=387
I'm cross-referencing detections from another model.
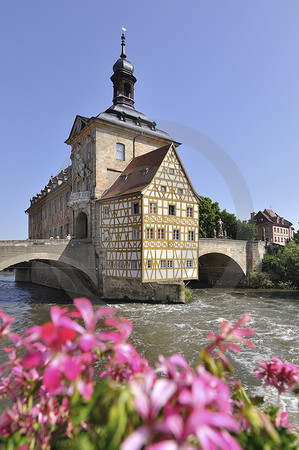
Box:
left=0, top=272, right=298, bottom=424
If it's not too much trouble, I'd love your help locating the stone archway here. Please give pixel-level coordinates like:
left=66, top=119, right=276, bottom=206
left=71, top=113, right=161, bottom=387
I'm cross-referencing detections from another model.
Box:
left=199, top=252, right=246, bottom=287
left=76, top=212, right=88, bottom=239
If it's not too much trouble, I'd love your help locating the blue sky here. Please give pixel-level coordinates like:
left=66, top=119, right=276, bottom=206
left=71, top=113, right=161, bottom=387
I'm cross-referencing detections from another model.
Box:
left=0, top=0, right=298, bottom=239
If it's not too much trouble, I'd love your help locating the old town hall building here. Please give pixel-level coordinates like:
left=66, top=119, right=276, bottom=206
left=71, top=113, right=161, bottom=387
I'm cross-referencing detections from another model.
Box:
left=26, top=34, right=200, bottom=298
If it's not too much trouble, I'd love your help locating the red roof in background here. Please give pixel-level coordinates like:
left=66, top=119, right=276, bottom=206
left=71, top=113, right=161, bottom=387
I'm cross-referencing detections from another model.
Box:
left=252, top=209, right=292, bottom=227
left=99, top=144, right=172, bottom=200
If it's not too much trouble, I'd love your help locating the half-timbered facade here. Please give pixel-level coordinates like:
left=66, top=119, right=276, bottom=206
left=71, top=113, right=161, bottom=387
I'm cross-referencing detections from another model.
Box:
left=99, top=144, right=200, bottom=283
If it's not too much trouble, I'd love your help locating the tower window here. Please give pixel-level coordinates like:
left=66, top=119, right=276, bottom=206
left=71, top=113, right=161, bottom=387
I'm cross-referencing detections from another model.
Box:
left=124, top=82, right=131, bottom=98
left=116, top=143, right=125, bottom=161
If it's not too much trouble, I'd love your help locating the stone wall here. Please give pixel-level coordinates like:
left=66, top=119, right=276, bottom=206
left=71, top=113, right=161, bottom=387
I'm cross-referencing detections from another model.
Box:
left=103, top=276, right=185, bottom=302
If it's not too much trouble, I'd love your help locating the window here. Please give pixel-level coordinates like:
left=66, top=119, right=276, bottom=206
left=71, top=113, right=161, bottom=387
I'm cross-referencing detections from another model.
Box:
left=173, top=229, right=180, bottom=240
left=161, top=260, right=166, bottom=268
left=187, top=207, right=193, bottom=218
left=167, top=260, right=173, bottom=268
left=87, top=143, right=91, bottom=160
left=103, top=207, right=109, bottom=218
left=44, top=207, right=47, bottom=218
left=147, top=228, right=154, bottom=239
left=103, top=230, right=109, bottom=241
left=265, top=227, right=269, bottom=233
left=66, top=192, right=70, bottom=205
left=131, top=261, right=137, bottom=270
left=120, top=261, right=124, bottom=270
left=77, top=181, right=82, bottom=192
left=169, top=168, right=174, bottom=174
left=169, top=205, right=175, bottom=216
left=150, top=202, right=157, bottom=214
left=60, top=196, right=63, bottom=210
left=124, top=82, right=131, bottom=98
left=188, top=231, right=194, bottom=241
left=60, top=226, right=63, bottom=239
left=132, top=203, right=139, bottom=214
left=147, top=260, right=152, bottom=269
left=54, top=228, right=57, bottom=238
left=133, top=228, right=139, bottom=240
left=86, top=176, right=91, bottom=191
left=186, top=260, right=193, bottom=268
left=54, top=199, right=57, bottom=213
left=274, top=227, right=276, bottom=232
left=161, top=186, right=166, bottom=192
left=141, top=168, right=149, bottom=176
left=116, top=143, right=125, bottom=160
left=158, top=228, right=165, bottom=240
left=66, top=223, right=70, bottom=236
left=110, top=261, right=113, bottom=269
left=177, top=188, right=183, bottom=195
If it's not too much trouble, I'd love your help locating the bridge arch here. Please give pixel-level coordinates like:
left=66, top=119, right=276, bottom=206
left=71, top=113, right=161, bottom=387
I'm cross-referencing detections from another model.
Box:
left=199, top=252, right=246, bottom=287
left=0, top=252, right=95, bottom=284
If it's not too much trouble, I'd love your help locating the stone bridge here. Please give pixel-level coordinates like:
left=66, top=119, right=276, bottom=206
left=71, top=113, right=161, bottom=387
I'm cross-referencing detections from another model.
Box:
left=0, top=239, right=100, bottom=298
left=198, top=238, right=266, bottom=286
left=0, top=238, right=266, bottom=296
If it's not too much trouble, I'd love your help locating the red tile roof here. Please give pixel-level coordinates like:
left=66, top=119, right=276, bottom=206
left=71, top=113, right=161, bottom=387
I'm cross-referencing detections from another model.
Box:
left=99, top=144, right=172, bottom=200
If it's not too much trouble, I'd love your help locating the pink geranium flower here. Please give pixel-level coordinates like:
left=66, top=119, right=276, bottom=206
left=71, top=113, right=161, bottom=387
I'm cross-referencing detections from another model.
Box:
left=255, top=356, right=299, bottom=393
left=0, top=309, right=15, bottom=338
left=206, top=313, right=255, bottom=355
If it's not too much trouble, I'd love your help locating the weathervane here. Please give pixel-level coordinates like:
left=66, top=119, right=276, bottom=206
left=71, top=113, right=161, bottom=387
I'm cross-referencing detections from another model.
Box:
left=121, top=27, right=126, bottom=58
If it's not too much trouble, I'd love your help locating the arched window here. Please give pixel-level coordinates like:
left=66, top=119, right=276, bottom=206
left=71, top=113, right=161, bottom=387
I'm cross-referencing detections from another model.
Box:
left=116, top=143, right=125, bottom=161
left=124, top=82, right=131, bottom=98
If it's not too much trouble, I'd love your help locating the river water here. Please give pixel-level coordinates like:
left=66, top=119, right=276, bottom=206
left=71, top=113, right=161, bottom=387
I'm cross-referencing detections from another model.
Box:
left=0, top=272, right=298, bottom=424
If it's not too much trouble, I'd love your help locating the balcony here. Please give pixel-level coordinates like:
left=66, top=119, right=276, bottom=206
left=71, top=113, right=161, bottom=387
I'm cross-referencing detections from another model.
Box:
left=68, top=191, right=91, bottom=209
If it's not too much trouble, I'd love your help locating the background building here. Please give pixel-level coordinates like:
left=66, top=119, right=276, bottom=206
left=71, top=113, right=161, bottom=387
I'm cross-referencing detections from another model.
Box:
left=249, top=209, right=294, bottom=245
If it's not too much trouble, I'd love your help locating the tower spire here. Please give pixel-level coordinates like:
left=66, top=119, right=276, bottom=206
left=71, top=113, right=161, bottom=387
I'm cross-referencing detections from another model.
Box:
left=121, top=28, right=126, bottom=59
left=111, top=28, right=137, bottom=108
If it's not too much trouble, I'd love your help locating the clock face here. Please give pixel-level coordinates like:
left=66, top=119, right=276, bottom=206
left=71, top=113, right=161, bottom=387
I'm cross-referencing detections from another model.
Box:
left=76, top=120, right=82, bottom=133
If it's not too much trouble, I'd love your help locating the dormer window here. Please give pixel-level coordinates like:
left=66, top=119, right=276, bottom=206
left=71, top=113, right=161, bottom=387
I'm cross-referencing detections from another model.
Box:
left=141, top=167, right=149, bottom=176
left=120, top=174, right=129, bottom=182
left=116, top=143, right=125, bottom=161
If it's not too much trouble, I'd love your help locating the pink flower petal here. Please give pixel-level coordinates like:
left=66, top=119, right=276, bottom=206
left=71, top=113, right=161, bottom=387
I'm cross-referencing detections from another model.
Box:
left=151, top=379, right=176, bottom=413
left=63, top=356, right=82, bottom=381
left=43, top=365, right=62, bottom=390
left=77, top=380, right=93, bottom=401
left=121, top=425, right=149, bottom=450
left=22, top=351, right=43, bottom=369
left=74, top=298, right=94, bottom=329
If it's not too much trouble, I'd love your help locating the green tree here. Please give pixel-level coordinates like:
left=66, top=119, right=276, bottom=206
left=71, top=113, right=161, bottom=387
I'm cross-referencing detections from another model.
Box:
left=220, top=209, right=237, bottom=239
left=198, top=197, right=221, bottom=237
left=235, top=220, right=258, bottom=241
left=293, top=229, right=299, bottom=244
left=263, top=241, right=299, bottom=288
